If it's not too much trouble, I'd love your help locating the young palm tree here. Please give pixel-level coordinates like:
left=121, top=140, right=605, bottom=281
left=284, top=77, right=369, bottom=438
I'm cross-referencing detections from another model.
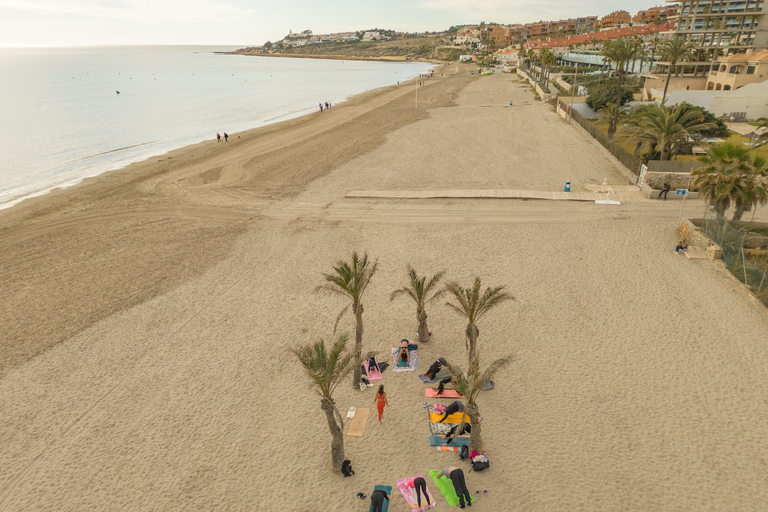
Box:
left=659, top=37, right=696, bottom=103
left=390, top=265, right=446, bottom=343
left=601, top=37, right=641, bottom=134
left=445, top=277, right=513, bottom=366
left=693, top=144, right=768, bottom=219
left=317, top=251, right=378, bottom=389
left=445, top=354, right=513, bottom=453
left=291, top=334, right=359, bottom=471
left=595, top=102, right=629, bottom=138
left=619, top=103, right=715, bottom=160
left=648, top=37, right=661, bottom=73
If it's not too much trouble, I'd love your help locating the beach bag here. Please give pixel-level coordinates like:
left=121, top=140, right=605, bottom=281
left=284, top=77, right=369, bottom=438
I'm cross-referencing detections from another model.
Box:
left=459, top=445, right=469, bottom=461
left=471, top=456, right=489, bottom=472
left=342, top=460, right=355, bottom=477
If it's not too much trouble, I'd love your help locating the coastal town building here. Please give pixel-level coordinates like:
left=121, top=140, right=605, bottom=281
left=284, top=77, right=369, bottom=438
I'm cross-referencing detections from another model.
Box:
left=633, top=5, right=679, bottom=24
left=601, top=10, right=632, bottom=28
left=706, top=48, right=768, bottom=89
left=524, top=21, right=675, bottom=54
left=362, top=31, right=382, bottom=41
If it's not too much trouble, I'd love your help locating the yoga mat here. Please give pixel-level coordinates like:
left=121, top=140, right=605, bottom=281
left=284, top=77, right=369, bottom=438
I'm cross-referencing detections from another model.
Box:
left=430, top=412, right=470, bottom=424
left=396, top=476, right=436, bottom=511
left=429, top=470, right=475, bottom=507
left=369, top=485, right=393, bottom=512
left=364, top=359, right=383, bottom=381
left=426, top=389, right=464, bottom=398
left=430, top=435, right=469, bottom=447
left=392, top=347, right=419, bottom=372
left=347, top=408, right=370, bottom=437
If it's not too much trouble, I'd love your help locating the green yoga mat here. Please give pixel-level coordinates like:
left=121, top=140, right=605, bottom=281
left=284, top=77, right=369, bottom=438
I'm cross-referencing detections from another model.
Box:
left=369, top=484, right=392, bottom=512
left=429, top=470, right=475, bottom=507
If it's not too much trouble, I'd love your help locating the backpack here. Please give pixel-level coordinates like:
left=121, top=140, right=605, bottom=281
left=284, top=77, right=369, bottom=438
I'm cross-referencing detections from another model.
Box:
left=341, top=459, right=355, bottom=477
left=470, top=457, right=489, bottom=472
left=459, top=445, right=469, bottom=461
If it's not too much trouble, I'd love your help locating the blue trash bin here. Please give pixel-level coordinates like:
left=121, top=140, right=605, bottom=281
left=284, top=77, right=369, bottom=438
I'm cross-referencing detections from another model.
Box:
left=564, top=181, right=571, bottom=192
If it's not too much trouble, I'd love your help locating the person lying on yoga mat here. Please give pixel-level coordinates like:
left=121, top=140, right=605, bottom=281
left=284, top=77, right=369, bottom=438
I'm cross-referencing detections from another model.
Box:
left=442, top=423, right=471, bottom=444
left=438, top=401, right=464, bottom=422
left=404, top=476, right=431, bottom=511
left=422, top=357, right=447, bottom=380
left=370, top=488, right=389, bottom=512
left=436, top=466, right=472, bottom=508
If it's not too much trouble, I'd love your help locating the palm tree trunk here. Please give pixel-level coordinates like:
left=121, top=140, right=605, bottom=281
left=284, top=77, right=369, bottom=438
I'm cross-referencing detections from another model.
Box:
left=715, top=203, right=727, bottom=217
left=662, top=61, right=674, bottom=103
left=321, top=397, right=345, bottom=471
left=732, top=203, right=746, bottom=221
left=661, top=145, right=670, bottom=161
left=614, top=69, right=623, bottom=131
left=465, top=403, right=483, bottom=453
left=466, top=322, right=479, bottom=366
left=634, top=141, right=643, bottom=156
left=417, top=305, right=429, bottom=343
left=608, top=119, right=617, bottom=138
left=352, top=302, right=364, bottom=389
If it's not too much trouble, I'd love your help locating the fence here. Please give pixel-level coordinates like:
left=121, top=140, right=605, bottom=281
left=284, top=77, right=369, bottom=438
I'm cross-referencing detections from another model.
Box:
left=701, top=208, right=768, bottom=307
left=557, top=99, right=643, bottom=176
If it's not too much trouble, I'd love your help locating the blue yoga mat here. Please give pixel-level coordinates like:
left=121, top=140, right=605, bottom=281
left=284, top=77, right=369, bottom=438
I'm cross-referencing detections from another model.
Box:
left=430, top=434, right=469, bottom=447
left=369, top=484, right=393, bottom=512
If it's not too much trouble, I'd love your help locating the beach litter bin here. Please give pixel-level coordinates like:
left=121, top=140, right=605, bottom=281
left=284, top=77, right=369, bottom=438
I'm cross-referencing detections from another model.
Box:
left=564, top=181, right=571, bottom=192
left=509, top=101, right=513, bottom=106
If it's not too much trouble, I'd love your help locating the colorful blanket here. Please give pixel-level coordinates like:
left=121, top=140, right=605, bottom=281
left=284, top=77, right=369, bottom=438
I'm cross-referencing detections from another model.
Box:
left=391, top=347, right=419, bottom=372
left=396, top=475, right=436, bottom=511
left=427, top=405, right=465, bottom=436
left=436, top=445, right=460, bottom=452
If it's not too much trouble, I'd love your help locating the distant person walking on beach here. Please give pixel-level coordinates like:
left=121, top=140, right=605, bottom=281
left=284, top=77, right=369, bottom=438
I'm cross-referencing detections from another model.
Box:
left=660, top=182, right=670, bottom=200
left=319, top=102, right=323, bottom=112
left=216, top=133, right=221, bottom=142
left=373, top=385, right=389, bottom=423
left=224, top=132, right=228, bottom=142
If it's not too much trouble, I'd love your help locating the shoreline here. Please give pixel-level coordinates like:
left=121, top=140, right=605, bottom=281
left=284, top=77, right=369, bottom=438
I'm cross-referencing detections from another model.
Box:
left=225, top=50, right=445, bottom=64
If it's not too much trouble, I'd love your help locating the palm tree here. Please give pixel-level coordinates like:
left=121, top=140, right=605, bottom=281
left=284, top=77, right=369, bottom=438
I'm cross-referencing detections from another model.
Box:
left=540, top=49, right=557, bottom=66
left=317, top=251, right=378, bottom=389
left=595, top=102, right=629, bottom=138
left=445, top=277, right=513, bottom=366
left=291, top=334, right=359, bottom=471
left=390, top=266, right=446, bottom=343
left=445, top=354, right=512, bottom=453
left=659, top=37, right=696, bottom=103
left=619, top=102, right=715, bottom=160
left=693, top=143, right=768, bottom=219
left=648, top=36, right=661, bottom=73
left=601, top=37, right=641, bottom=136
left=755, top=117, right=768, bottom=144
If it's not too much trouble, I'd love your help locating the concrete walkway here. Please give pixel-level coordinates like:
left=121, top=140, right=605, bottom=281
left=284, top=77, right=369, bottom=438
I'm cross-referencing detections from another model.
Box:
left=346, top=188, right=644, bottom=202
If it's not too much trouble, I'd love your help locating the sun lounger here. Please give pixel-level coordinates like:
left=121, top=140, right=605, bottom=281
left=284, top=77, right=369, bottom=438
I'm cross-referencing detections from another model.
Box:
left=369, top=484, right=393, bottom=512
left=396, top=475, right=436, bottom=511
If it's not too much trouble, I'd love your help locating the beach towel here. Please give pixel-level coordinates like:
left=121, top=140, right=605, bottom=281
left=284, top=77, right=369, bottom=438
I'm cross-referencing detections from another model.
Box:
left=426, top=388, right=464, bottom=399
left=436, top=445, right=460, bottom=452
left=427, top=405, right=465, bottom=436
left=430, top=435, right=469, bottom=447
left=369, top=485, right=393, bottom=512
left=396, top=476, right=436, bottom=511
left=347, top=408, right=370, bottom=437
left=429, top=412, right=470, bottom=424
left=364, top=359, right=383, bottom=381
left=429, top=470, right=475, bottom=507
left=391, top=347, right=419, bottom=372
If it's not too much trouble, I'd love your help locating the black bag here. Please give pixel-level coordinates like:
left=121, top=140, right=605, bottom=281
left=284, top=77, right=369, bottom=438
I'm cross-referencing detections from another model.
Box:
left=470, top=458, right=490, bottom=472
left=341, top=459, right=355, bottom=477
left=459, top=445, right=469, bottom=461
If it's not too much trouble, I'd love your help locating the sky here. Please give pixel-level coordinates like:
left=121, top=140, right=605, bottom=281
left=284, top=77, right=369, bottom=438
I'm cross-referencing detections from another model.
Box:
left=1, top=0, right=663, bottom=46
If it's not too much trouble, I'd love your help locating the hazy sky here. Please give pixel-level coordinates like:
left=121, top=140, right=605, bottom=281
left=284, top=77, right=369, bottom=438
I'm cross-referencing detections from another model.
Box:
left=1, top=0, right=661, bottom=46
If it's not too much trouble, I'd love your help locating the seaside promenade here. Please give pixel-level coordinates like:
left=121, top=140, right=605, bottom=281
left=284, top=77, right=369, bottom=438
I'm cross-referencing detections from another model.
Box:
left=1, top=68, right=766, bottom=511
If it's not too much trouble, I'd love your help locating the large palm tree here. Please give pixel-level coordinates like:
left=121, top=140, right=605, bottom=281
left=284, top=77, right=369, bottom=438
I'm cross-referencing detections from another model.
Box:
left=445, top=277, right=513, bottom=366
left=390, top=265, right=446, bottom=343
left=619, top=102, right=715, bottom=160
left=601, top=37, right=641, bottom=135
left=659, top=37, right=696, bottom=103
left=291, top=334, right=359, bottom=471
left=445, top=354, right=512, bottom=453
left=595, top=102, right=629, bottom=138
left=317, top=251, right=378, bottom=389
left=693, top=143, right=768, bottom=219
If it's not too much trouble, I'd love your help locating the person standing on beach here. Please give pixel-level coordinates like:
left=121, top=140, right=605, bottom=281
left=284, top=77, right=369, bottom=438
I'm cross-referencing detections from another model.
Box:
left=319, top=102, right=323, bottom=112
left=216, top=133, right=221, bottom=142
left=224, top=132, right=228, bottom=142
left=373, top=385, right=389, bottom=423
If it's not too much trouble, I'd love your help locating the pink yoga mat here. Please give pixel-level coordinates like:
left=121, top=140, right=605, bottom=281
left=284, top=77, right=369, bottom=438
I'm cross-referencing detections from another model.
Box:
left=396, top=475, right=436, bottom=511
left=364, top=360, right=383, bottom=381
left=425, top=389, right=464, bottom=398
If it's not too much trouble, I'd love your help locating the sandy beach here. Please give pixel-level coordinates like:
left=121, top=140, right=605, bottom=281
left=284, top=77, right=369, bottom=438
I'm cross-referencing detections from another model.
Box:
left=1, top=64, right=767, bottom=511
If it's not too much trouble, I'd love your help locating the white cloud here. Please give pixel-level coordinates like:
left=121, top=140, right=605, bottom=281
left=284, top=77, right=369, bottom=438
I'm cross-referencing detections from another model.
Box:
left=1, top=0, right=255, bottom=23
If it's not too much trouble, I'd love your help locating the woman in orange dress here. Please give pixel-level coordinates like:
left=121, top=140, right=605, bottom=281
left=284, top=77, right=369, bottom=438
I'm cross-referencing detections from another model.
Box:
left=373, top=385, right=389, bottom=423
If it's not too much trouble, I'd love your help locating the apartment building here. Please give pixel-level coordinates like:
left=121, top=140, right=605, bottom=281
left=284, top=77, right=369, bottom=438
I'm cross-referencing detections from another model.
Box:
left=524, top=21, right=675, bottom=54
left=706, top=48, right=768, bottom=88
left=601, top=10, right=632, bottom=27
left=633, top=5, right=680, bottom=23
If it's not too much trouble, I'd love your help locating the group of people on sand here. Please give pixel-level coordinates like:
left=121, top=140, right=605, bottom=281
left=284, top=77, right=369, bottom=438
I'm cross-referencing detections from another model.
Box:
left=367, top=352, right=475, bottom=510
left=319, top=101, right=332, bottom=112
left=216, top=132, right=228, bottom=142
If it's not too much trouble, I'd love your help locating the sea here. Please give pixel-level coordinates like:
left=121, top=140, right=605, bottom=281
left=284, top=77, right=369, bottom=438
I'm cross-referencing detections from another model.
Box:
left=0, top=46, right=434, bottom=209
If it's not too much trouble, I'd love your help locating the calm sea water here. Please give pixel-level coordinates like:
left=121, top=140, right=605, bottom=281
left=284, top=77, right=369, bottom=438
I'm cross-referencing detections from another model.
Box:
left=0, top=46, right=433, bottom=208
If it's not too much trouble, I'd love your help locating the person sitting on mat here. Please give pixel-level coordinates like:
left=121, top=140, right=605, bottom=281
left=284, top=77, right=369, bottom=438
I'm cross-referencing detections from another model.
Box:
left=370, top=488, right=390, bottom=512
left=443, top=423, right=471, bottom=444
left=422, top=357, right=447, bottom=380
left=436, top=466, right=472, bottom=508
left=438, top=400, right=464, bottom=422
left=398, top=345, right=410, bottom=366
left=405, top=476, right=431, bottom=511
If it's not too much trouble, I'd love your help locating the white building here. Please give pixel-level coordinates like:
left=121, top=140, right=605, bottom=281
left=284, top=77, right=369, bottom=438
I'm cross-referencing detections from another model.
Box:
left=651, top=79, right=768, bottom=119
left=362, top=31, right=382, bottom=41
